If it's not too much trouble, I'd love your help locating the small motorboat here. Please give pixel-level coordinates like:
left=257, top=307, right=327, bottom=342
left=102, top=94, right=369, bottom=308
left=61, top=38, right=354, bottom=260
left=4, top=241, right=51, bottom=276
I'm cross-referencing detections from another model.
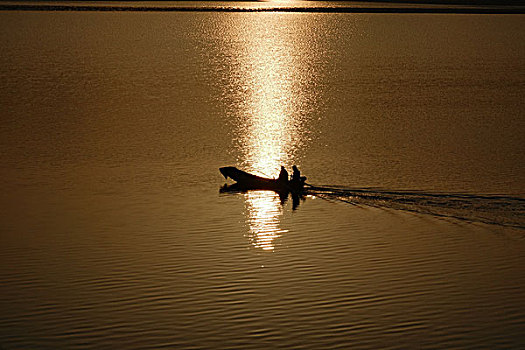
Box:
left=219, top=166, right=305, bottom=195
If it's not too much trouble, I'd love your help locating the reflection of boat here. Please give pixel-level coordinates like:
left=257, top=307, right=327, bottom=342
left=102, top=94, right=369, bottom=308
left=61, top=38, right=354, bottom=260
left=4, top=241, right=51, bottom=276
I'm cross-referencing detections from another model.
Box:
left=219, top=166, right=305, bottom=195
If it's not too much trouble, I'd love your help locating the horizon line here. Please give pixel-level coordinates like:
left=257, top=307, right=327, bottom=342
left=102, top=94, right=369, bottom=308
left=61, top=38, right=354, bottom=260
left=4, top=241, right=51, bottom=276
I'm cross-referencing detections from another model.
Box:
left=1, top=4, right=524, bottom=14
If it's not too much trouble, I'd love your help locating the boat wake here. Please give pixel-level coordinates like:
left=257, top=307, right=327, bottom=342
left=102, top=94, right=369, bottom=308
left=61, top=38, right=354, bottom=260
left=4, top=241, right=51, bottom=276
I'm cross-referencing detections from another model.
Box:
left=307, top=185, right=525, bottom=229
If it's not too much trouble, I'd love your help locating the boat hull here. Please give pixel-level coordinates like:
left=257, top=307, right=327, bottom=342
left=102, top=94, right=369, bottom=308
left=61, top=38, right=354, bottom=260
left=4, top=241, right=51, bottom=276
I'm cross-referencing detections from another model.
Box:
left=219, top=166, right=304, bottom=194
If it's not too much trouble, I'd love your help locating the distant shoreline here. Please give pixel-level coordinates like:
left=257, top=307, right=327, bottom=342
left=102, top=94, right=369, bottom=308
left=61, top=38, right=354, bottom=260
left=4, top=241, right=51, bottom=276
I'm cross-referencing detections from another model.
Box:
left=1, top=4, right=524, bottom=14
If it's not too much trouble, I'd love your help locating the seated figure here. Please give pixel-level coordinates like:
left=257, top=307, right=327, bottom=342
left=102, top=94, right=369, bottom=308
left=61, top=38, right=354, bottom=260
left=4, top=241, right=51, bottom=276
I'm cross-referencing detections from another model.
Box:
left=291, top=165, right=306, bottom=184
left=278, top=166, right=288, bottom=183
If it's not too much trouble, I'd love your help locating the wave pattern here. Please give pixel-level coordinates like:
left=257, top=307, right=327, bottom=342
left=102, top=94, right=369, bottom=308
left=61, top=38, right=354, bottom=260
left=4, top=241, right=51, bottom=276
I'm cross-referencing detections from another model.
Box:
left=308, top=185, right=525, bottom=229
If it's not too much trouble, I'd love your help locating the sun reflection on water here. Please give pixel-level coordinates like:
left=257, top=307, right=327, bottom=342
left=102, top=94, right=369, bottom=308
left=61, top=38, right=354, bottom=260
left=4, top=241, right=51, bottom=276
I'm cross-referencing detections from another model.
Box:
left=234, top=17, right=308, bottom=178
left=228, top=15, right=313, bottom=250
left=244, top=191, right=288, bottom=251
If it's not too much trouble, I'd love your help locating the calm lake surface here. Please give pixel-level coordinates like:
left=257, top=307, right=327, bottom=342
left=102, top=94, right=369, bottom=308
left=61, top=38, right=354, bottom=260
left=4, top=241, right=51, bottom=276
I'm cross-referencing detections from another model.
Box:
left=1, top=4, right=524, bottom=349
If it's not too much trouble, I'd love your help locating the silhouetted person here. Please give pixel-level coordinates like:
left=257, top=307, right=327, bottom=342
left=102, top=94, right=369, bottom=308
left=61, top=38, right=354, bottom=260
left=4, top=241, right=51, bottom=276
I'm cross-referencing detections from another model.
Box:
left=278, top=166, right=288, bottom=183
left=291, top=165, right=306, bottom=184
left=291, top=165, right=300, bottom=182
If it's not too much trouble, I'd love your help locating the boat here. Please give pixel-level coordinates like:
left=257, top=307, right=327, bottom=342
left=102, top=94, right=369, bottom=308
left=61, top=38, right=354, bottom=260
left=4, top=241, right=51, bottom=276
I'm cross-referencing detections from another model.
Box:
left=219, top=166, right=305, bottom=194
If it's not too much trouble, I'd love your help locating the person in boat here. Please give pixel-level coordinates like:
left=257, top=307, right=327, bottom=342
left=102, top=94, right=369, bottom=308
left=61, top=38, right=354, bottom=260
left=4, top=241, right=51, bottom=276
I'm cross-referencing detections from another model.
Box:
left=278, top=166, right=289, bottom=183
left=291, top=165, right=306, bottom=184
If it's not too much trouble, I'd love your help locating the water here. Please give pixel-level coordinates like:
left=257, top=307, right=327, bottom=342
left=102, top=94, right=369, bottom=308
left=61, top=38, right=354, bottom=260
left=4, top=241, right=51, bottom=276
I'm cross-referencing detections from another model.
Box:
left=1, top=4, right=524, bottom=349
